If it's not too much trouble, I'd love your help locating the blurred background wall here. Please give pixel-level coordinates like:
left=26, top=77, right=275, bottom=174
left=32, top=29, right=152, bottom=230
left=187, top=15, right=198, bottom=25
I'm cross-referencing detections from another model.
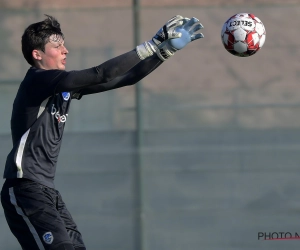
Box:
left=1, top=0, right=300, bottom=249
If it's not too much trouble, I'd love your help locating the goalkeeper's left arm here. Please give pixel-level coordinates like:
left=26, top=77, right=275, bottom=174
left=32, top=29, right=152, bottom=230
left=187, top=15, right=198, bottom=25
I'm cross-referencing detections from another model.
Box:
left=71, top=54, right=162, bottom=98
left=56, top=15, right=203, bottom=96
left=71, top=16, right=204, bottom=97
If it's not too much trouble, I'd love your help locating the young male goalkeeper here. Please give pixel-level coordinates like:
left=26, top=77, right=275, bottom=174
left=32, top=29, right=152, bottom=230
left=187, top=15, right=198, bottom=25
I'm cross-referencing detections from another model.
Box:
left=0, top=14, right=204, bottom=250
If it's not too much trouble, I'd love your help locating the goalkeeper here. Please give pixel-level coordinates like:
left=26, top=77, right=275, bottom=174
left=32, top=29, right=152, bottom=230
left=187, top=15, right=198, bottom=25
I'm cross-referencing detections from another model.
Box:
left=0, top=14, right=203, bottom=250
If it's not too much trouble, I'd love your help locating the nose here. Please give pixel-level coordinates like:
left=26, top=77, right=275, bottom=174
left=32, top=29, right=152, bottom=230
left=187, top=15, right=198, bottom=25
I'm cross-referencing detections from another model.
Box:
left=62, top=45, right=68, bottom=54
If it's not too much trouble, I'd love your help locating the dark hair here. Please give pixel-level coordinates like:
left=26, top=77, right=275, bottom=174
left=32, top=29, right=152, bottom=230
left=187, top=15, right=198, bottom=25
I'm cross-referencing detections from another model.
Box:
left=21, top=14, right=64, bottom=66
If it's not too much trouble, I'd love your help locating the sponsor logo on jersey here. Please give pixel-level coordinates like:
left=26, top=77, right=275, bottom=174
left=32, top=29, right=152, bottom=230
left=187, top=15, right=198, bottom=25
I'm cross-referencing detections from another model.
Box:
left=43, top=232, right=54, bottom=244
left=62, top=92, right=70, bottom=101
left=51, top=104, right=68, bottom=123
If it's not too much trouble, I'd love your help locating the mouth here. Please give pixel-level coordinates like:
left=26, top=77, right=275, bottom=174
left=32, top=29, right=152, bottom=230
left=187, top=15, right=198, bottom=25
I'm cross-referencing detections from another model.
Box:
left=62, top=58, right=66, bottom=65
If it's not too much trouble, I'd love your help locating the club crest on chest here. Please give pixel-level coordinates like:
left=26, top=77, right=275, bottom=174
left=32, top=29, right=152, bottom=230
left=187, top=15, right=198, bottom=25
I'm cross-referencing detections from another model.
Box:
left=61, top=92, right=70, bottom=101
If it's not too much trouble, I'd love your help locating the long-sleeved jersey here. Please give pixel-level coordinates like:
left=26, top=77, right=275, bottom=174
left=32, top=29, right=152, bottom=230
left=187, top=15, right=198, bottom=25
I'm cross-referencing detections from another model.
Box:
left=3, top=51, right=162, bottom=188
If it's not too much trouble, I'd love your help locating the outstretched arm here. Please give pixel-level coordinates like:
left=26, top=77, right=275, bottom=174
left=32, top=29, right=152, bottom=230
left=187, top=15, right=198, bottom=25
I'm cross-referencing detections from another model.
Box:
left=72, top=54, right=162, bottom=98
left=55, top=15, right=187, bottom=93
left=71, top=16, right=204, bottom=98
left=55, top=50, right=140, bottom=92
left=30, top=15, right=203, bottom=102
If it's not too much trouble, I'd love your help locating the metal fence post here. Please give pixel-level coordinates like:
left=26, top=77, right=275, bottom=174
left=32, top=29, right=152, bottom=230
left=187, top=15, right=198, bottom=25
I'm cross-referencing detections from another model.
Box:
left=133, top=1, right=145, bottom=250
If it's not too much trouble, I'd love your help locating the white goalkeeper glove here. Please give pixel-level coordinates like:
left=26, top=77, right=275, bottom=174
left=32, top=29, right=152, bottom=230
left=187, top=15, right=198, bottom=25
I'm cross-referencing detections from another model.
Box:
left=158, top=17, right=204, bottom=60
left=136, top=15, right=185, bottom=60
left=137, top=16, right=204, bottom=61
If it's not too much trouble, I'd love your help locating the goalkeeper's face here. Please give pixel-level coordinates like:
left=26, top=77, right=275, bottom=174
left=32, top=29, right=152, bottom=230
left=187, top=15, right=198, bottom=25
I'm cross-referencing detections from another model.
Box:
left=33, top=34, right=69, bottom=70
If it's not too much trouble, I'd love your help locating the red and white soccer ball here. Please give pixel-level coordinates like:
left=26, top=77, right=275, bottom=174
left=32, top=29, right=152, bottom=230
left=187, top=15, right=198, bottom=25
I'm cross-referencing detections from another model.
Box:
left=221, top=13, right=266, bottom=57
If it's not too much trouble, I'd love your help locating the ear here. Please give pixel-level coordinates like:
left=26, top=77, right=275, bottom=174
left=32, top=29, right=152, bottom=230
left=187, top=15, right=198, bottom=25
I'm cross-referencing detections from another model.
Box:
left=32, top=50, right=42, bottom=61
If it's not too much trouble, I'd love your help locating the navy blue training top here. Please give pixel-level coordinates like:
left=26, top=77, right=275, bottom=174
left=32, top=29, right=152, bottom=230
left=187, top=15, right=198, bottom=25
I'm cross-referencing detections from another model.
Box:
left=3, top=50, right=162, bottom=188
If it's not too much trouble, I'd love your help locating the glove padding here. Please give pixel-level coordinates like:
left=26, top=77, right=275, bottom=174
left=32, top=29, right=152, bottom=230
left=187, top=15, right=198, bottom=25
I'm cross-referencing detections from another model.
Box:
left=169, top=17, right=204, bottom=50
left=152, top=15, right=184, bottom=47
left=136, top=15, right=185, bottom=60
left=136, top=16, right=204, bottom=61
left=157, top=17, right=204, bottom=60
